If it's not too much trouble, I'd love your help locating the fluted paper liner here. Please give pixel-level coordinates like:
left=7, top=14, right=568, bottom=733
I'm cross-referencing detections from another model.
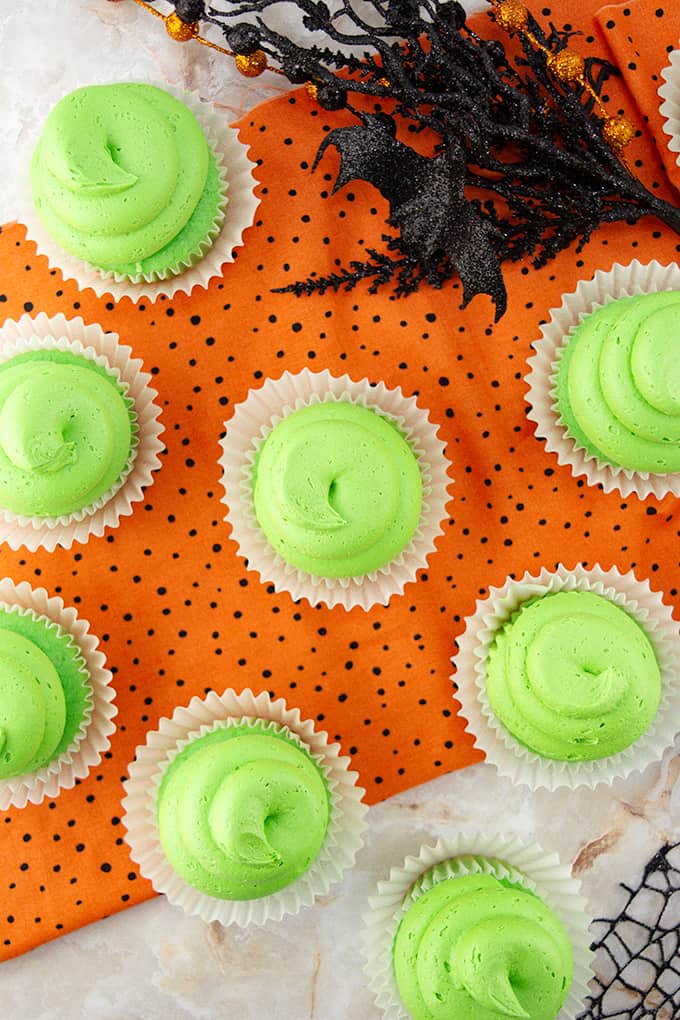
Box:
left=121, top=688, right=368, bottom=926
left=0, top=578, right=117, bottom=810
left=0, top=312, right=164, bottom=550
left=362, top=832, right=593, bottom=1020
left=19, top=82, right=259, bottom=302
left=659, top=49, right=680, bottom=167
left=454, top=564, right=680, bottom=791
left=218, top=368, right=453, bottom=611
left=525, top=260, right=680, bottom=500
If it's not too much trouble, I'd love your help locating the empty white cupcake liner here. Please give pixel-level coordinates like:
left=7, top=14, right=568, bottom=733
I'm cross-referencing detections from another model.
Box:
left=121, top=687, right=368, bottom=927
left=0, top=312, right=164, bottom=550
left=218, top=368, right=453, bottom=611
left=525, top=260, right=680, bottom=500
left=19, top=81, right=260, bottom=302
left=659, top=49, right=680, bottom=167
left=0, top=577, right=117, bottom=810
left=453, top=563, right=680, bottom=791
left=362, top=832, right=593, bottom=1020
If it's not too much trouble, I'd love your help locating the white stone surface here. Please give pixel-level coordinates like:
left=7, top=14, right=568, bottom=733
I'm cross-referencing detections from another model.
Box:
left=1, top=2, right=679, bottom=1016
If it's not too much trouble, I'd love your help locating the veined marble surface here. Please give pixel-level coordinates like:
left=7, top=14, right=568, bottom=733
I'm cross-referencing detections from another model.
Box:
left=1, top=2, right=679, bottom=1017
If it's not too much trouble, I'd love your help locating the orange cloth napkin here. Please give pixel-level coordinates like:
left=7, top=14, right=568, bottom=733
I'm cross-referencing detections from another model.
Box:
left=0, top=0, right=678, bottom=963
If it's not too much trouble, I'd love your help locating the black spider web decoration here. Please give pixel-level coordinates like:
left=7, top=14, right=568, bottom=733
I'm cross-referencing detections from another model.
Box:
left=579, top=843, right=680, bottom=1020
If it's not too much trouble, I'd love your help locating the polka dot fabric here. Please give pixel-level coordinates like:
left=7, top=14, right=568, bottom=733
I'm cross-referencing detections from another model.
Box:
left=0, top=0, right=679, bottom=963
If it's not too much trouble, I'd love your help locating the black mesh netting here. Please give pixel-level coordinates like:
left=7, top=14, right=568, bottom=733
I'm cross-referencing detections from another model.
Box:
left=578, top=843, right=680, bottom=1020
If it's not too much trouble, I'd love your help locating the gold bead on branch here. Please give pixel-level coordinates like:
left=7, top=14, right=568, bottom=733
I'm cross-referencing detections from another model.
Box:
left=494, top=0, right=529, bottom=34
left=235, top=50, right=268, bottom=77
left=547, top=48, right=586, bottom=84
left=377, top=77, right=391, bottom=87
left=165, top=11, right=199, bottom=41
left=602, top=113, right=635, bottom=150
left=305, top=81, right=319, bottom=100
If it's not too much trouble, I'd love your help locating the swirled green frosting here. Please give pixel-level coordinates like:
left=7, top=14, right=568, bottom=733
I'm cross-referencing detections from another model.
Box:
left=0, top=607, right=90, bottom=780
left=485, top=591, right=661, bottom=761
left=393, top=872, right=573, bottom=1020
left=252, top=402, right=423, bottom=578
left=0, top=349, right=134, bottom=518
left=31, top=83, right=223, bottom=276
left=556, top=292, right=680, bottom=473
left=157, top=725, right=330, bottom=900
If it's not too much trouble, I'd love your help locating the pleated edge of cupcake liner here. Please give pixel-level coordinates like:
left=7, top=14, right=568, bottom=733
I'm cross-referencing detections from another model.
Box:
left=452, top=562, right=680, bottom=792
left=121, top=687, right=368, bottom=927
left=0, top=577, right=117, bottom=810
left=217, top=367, right=454, bottom=611
left=18, top=81, right=260, bottom=302
left=658, top=48, right=680, bottom=157
left=0, top=312, right=164, bottom=550
left=524, top=258, right=680, bottom=500
left=360, top=831, right=594, bottom=1020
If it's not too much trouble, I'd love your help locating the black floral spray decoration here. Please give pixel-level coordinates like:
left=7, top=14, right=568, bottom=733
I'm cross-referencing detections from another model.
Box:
left=123, top=0, right=680, bottom=320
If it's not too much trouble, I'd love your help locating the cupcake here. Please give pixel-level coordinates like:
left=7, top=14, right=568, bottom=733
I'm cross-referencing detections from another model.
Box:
left=0, top=578, right=117, bottom=810
left=31, top=83, right=226, bottom=282
left=363, top=834, right=593, bottom=1020
left=525, top=261, right=680, bottom=499
left=555, top=293, right=680, bottom=474
left=253, top=401, right=423, bottom=578
left=122, top=688, right=367, bottom=925
left=0, top=312, right=164, bottom=551
left=219, top=368, right=452, bottom=610
left=0, top=348, right=135, bottom=518
left=486, top=590, right=661, bottom=762
left=454, top=564, right=680, bottom=790
left=23, top=82, right=259, bottom=302
left=157, top=723, right=330, bottom=901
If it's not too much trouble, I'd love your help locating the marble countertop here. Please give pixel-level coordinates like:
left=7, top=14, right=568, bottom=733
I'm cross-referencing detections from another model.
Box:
left=2, top=2, right=679, bottom=1017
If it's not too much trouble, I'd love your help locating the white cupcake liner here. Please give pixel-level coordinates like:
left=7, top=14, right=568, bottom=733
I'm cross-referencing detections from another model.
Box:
left=218, top=368, right=453, bottom=611
left=453, top=563, right=680, bottom=791
left=0, top=577, right=117, bottom=810
left=362, top=832, right=593, bottom=1020
left=121, top=687, right=368, bottom=927
left=659, top=49, right=680, bottom=168
left=19, top=81, right=259, bottom=302
left=0, top=312, right=164, bottom=550
left=525, top=260, right=680, bottom=500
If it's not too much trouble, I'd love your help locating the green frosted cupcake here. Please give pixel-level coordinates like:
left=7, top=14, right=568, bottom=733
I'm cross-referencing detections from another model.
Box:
left=0, top=348, right=136, bottom=520
left=0, top=605, right=91, bottom=783
left=485, top=590, right=662, bottom=763
left=454, top=564, right=678, bottom=791
left=393, top=868, right=573, bottom=1020
left=363, top=838, right=591, bottom=1020
left=252, top=401, right=424, bottom=578
left=221, top=370, right=451, bottom=609
left=157, top=722, right=330, bottom=901
left=0, top=580, right=116, bottom=810
left=555, top=291, right=680, bottom=475
left=31, top=83, right=226, bottom=281
left=122, top=689, right=368, bottom=925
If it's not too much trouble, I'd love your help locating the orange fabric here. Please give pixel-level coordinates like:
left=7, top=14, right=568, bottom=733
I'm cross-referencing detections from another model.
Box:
left=596, top=0, right=680, bottom=194
left=0, top=0, right=679, bottom=963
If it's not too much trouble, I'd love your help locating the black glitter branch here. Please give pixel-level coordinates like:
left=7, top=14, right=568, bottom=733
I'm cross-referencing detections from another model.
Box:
left=165, top=0, right=680, bottom=319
